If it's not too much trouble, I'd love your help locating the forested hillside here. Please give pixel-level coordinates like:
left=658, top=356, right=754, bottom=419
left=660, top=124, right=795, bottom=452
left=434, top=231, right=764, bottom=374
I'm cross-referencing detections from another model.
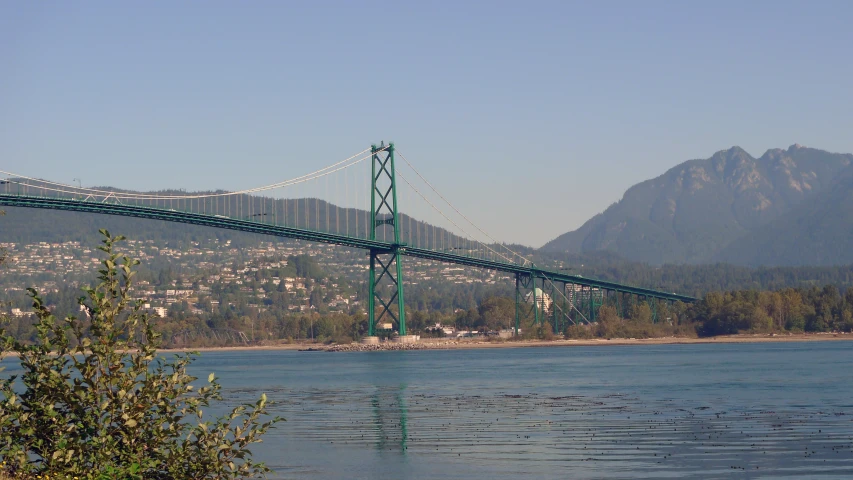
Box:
left=537, top=251, right=853, bottom=297
left=542, top=145, right=853, bottom=265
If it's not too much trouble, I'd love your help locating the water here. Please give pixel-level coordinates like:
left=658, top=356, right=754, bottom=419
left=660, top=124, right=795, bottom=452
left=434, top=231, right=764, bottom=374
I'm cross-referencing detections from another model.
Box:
left=4, top=342, right=853, bottom=478
left=202, top=342, right=853, bottom=479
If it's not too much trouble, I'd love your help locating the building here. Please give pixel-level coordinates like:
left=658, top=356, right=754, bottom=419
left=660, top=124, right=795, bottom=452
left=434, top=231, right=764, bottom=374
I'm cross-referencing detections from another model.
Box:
left=524, top=287, right=552, bottom=312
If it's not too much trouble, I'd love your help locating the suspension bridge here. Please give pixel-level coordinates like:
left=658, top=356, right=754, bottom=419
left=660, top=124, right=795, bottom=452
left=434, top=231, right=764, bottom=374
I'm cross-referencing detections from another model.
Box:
left=0, top=143, right=695, bottom=339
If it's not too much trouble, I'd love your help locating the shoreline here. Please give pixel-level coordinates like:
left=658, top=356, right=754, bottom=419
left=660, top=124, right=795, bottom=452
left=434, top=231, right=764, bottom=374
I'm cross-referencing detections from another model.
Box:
left=156, top=332, right=853, bottom=354
left=2, top=333, right=849, bottom=360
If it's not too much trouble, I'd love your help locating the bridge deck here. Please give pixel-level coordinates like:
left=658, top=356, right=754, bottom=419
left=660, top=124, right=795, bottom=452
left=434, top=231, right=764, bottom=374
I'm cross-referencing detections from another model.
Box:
left=0, top=194, right=696, bottom=303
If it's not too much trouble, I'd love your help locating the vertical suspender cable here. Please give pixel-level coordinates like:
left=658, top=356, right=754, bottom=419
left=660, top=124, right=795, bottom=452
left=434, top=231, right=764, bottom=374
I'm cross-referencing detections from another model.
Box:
left=335, top=172, right=339, bottom=234
left=407, top=178, right=412, bottom=246
left=345, top=164, right=349, bottom=236
left=325, top=175, right=329, bottom=233
left=355, top=164, right=359, bottom=239
left=315, top=179, right=319, bottom=231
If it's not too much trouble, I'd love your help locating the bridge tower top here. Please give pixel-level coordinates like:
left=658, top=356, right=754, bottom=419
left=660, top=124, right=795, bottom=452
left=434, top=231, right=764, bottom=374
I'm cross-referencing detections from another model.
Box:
left=369, top=141, right=401, bottom=244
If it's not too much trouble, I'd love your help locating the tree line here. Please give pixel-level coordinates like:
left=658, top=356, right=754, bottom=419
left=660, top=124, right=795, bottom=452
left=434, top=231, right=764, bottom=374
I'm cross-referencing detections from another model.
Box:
left=538, top=250, right=853, bottom=295
left=5, top=280, right=853, bottom=348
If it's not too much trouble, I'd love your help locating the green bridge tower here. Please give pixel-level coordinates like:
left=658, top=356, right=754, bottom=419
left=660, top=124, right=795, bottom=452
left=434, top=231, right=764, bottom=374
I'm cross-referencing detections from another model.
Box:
left=367, top=142, right=407, bottom=337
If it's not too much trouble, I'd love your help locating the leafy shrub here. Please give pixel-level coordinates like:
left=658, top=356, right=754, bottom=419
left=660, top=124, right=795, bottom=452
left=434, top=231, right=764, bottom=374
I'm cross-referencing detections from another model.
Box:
left=0, top=230, right=282, bottom=479
left=563, top=324, right=595, bottom=339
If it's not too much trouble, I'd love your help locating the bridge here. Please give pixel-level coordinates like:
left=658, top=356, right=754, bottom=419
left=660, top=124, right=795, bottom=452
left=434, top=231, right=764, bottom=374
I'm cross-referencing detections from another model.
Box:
left=0, top=143, right=695, bottom=339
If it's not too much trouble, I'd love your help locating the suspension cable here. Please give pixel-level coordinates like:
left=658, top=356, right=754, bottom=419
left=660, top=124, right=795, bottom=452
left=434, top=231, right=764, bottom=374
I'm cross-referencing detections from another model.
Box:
left=542, top=275, right=586, bottom=325
left=0, top=147, right=383, bottom=201
left=396, top=150, right=528, bottom=264
left=397, top=172, right=517, bottom=265
left=0, top=152, right=377, bottom=206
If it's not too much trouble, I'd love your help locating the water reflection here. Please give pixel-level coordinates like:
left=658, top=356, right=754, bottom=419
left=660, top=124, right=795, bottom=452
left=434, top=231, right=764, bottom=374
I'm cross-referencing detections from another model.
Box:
left=268, top=387, right=853, bottom=479
left=197, top=344, right=853, bottom=479
left=370, top=385, right=409, bottom=454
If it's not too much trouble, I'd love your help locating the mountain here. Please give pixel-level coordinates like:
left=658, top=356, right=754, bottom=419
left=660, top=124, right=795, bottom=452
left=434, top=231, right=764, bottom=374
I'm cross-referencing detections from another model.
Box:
left=714, top=166, right=853, bottom=266
left=541, top=145, right=853, bottom=265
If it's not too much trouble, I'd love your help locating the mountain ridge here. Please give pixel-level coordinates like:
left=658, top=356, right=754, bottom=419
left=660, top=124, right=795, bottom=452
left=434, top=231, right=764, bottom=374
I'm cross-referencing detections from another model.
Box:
left=541, top=144, right=853, bottom=265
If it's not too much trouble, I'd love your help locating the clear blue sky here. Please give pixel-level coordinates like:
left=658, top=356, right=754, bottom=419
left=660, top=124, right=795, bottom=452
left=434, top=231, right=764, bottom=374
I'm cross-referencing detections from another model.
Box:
left=2, top=1, right=852, bottom=246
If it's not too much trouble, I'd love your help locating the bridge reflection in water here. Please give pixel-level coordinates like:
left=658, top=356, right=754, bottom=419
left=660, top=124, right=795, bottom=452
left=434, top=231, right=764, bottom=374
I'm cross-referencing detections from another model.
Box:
left=371, top=386, right=409, bottom=455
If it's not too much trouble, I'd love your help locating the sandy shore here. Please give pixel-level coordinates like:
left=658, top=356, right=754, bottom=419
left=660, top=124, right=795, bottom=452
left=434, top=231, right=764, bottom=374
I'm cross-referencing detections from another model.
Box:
left=2, top=333, right=849, bottom=359
left=154, top=332, right=853, bottom=354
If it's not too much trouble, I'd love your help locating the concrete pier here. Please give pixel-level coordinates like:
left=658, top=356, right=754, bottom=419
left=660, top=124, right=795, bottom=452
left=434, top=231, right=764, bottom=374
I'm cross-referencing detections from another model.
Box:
left=360, top=336, right=380, bottom=345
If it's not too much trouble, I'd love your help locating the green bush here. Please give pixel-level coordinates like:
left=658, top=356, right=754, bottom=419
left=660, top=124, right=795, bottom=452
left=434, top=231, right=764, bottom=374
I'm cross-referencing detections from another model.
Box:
left=0, top=230, right=282, bottom=479
left=563, top=324, right=595, bottom=339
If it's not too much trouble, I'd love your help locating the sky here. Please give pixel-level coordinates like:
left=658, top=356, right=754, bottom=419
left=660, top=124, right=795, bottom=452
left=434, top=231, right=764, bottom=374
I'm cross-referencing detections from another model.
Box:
left=2, top=1, right=853, bottom=247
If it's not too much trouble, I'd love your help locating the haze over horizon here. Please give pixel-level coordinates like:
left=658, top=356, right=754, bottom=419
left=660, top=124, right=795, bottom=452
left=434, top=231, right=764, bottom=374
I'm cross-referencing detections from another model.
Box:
left=2, top=1, right=853, bottom=247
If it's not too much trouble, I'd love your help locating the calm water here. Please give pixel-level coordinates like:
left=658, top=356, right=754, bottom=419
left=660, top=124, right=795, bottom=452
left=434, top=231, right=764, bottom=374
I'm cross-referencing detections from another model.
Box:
left=4, top=342, right=853, bottom=478
left=203, top=342, right=853, bottom=479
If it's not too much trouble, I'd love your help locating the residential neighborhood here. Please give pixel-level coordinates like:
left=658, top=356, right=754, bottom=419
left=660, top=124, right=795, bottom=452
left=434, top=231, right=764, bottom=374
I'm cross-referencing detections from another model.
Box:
left=1, top=237, right=514, bottom=322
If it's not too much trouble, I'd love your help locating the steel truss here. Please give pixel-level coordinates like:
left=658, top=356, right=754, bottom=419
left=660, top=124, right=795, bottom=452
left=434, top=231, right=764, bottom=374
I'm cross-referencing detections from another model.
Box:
left=367, top=142, right=406, bottom=336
